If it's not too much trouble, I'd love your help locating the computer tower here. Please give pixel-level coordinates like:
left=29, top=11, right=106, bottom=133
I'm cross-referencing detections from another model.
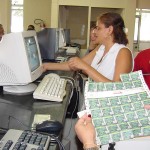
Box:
left=37, top=28, right=59, bottom=61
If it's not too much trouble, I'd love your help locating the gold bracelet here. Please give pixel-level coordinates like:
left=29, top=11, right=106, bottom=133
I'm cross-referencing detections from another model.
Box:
left=84, top=147, right=99, bottom=150
left=83, top=143, right=99, bottom=150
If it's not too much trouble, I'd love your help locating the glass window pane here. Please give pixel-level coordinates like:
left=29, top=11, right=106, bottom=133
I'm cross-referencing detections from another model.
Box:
left=12, top=0, right=23, bottom=5
left=11, top=0, right=23, bottom=32
left=11, top=9, right=23, bottom=32
left=12, top=6, right=23, bottom=9
left=140, top=12, right=150, bottom=41
left=134, top=17, right=139, bottom=41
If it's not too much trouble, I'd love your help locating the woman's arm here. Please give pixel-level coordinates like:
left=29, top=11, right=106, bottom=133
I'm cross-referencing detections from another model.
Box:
left=68, top=48, right=133, bottom=82
left=42, top=45, right=99, bottom=72
left=43, top=61, right=71, bottom=71
left=84, top=48, right=133, bottom=82
left=113, top=48, right=133, bottom=81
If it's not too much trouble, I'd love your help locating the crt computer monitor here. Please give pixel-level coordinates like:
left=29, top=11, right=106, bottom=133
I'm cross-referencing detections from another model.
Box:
left=37, top=28, right=66, bottom=61
left=0, top=31, right=43, bottom=94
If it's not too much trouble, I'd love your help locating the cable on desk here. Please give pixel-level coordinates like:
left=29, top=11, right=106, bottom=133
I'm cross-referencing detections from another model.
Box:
left=63, top=87, right=79, bottom=140
left=60, top=76, right=76, bottom=87
left=60, top=76, right=75, bottom=105
left=76, top=72, right=88, bottom=111
left=61, top=74, right=80, bottom=140
left=61, top=76, right=79, bottom=119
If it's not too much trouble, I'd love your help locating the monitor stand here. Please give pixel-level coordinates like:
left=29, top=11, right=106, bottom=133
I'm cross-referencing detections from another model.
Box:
left=3, top=83, right=37, bottom=95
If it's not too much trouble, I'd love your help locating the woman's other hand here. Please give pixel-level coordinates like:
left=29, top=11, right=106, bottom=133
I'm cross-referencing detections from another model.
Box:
left=75, top=114, right=97, bottom=148
left=68, top=57, right=87, bottom=71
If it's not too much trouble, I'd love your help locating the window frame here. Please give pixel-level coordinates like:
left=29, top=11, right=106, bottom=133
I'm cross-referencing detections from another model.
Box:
left=11, top=0, right=24, bottom=32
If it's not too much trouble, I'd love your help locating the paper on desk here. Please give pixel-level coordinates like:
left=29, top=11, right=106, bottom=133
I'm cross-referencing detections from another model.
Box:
left=32, top=114, right=51, bottom=128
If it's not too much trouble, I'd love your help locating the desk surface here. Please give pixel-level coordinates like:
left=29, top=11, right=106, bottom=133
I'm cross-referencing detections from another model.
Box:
left=0, top=70, right=74, bottom=150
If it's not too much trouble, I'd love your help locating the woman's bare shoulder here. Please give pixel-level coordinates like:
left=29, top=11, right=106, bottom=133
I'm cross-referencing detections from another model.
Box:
left=118, top=47, right=132, bottom=56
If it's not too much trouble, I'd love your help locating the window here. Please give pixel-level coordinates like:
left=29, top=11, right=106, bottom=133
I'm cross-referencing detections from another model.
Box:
left=134, top=9, right=150, bottom=42
left=11, top=0, right=24, bottom=32
left=134, top=15, right=140, bottom=42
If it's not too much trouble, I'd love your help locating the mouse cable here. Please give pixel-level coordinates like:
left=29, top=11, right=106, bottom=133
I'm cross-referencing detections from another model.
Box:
left=60, top=76, right=76, bottom=87
left=49, top=134, right=66, bottom=150
left=59, top=76, right=75, bottom=104
left=76, top=71, right=88, bottom=111
left=62, top=74, right=80, bottom=140
left=36, top=131, right=66, bottom=150
left=66, top=79, right=74, bottom=104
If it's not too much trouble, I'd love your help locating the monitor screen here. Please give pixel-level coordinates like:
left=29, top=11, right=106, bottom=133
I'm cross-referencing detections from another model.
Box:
left=24, top=37, right=40, bottom=72
left=0, top=31, right=43, bottom=94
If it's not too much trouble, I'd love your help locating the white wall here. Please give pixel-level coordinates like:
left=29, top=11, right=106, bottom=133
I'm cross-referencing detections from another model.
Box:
left=137, top=0, right=150, bottom=9
left=0, top=0, right=11, bottom=33
left=139, top=42, right=150, bottom=50
left=56, top=0, right=136, bottom=50
left=24, top=0, right=52, bottom=31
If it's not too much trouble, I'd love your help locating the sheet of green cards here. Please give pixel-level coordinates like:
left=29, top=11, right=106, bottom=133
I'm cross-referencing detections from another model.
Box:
left=84, top=70, right=150, bottom=146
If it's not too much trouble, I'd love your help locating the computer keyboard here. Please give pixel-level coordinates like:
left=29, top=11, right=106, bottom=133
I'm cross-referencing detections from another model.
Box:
left=33, top=73, right=67, bottom=102
left=0, top=129, right=51, bottom=150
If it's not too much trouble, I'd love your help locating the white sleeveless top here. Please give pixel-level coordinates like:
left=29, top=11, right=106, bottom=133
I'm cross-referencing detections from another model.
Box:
left=91, top=43, right=128, bottom=80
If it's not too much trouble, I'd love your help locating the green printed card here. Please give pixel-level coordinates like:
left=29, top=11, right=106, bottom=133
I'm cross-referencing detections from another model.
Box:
left=84, top=71, right=150, bottom=145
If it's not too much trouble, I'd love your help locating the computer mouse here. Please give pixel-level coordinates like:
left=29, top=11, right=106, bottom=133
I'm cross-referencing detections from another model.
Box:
left=36, top=120, right=63, bottom=135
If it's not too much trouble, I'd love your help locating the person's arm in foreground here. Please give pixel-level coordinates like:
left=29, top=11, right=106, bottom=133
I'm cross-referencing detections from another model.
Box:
left=75, top=114, right=99, bottom=149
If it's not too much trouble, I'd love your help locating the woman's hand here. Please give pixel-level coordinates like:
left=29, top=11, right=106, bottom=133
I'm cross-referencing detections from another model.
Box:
left=75, top=114, right=97, bottom=148
left=42, top=63, right=50, bottom=72
left=68, top=57, right=87, bottom=71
